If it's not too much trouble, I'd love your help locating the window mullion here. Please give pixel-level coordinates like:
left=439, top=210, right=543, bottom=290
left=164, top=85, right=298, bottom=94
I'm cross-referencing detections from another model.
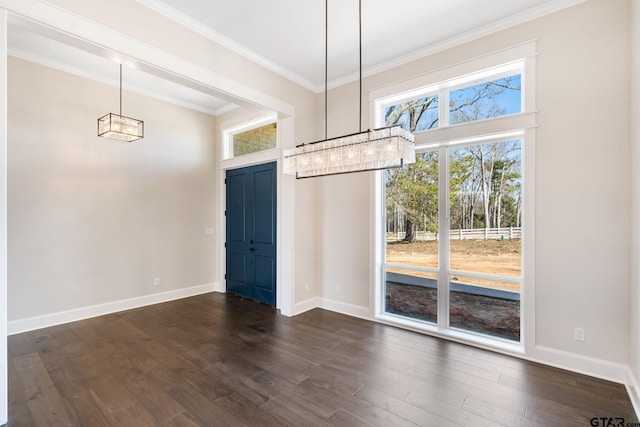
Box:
left=437, top=146, right=450, bottom=330
left=439, top=88, right=449, bottom=129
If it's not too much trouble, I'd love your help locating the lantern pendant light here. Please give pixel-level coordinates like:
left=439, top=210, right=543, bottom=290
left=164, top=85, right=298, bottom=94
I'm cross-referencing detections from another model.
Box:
left=98, top=64, right=144, bottom=142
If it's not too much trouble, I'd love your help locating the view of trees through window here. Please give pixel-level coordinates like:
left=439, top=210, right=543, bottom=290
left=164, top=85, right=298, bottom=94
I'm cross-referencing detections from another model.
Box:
left=383, top=72, right=523, bottom=341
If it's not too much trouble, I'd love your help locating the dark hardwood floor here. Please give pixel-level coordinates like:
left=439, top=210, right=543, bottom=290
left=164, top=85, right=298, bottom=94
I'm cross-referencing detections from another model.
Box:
left=7, top=293, right=638, bottom=426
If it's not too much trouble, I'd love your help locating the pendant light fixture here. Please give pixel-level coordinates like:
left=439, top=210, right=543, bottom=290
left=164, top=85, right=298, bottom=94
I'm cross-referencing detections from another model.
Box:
left=283, top=0, right=415, bottom=178
left=98, top=64, right=144, bottom=142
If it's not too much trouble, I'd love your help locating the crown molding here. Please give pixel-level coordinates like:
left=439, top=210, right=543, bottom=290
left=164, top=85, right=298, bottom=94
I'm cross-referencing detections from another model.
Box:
left=138, top=0, right=585, bottom=93
left=327, top=0, right=587, bottom=90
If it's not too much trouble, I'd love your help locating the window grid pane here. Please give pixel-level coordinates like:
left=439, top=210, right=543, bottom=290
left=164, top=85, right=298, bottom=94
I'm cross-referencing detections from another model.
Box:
left=232, top=122, right=277, bottom=157
left=449, top=74, right=522, bottom=125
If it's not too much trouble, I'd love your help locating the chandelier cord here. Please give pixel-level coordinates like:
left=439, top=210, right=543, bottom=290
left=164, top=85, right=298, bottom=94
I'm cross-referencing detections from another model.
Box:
left=325, top=0, right=328, bottom=140
left=119, top=64, right=123, bottom=116
left=359, top=0, right=362, bottom=133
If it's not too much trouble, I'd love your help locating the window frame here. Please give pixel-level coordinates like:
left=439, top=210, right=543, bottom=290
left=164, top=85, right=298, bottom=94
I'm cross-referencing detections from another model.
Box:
left=222, top=114, right=278, bottom=160
left=370, top=42, right=536, bottom=354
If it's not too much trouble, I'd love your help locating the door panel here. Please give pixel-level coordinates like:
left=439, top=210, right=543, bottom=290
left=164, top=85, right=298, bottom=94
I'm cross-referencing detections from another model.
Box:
left=254, top=256, right=275, bottom=290
left=227, top=251, right=246, bottom=283
left=253, top=169, right=276, bottom=244
left=226, top=175, right=246, bottom=242
left=226, top=162, right=277, bottom=305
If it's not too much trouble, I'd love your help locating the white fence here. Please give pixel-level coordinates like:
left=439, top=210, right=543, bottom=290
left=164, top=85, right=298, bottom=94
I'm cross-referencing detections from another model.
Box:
left=389, top=227, right=521, bottom=242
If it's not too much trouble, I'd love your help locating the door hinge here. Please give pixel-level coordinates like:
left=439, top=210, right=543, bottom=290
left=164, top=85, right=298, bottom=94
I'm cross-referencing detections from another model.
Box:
left=224, top=274, right=227, bottom=280
left=224, top=242, right=227, bottom=248
left=225, top=178, right=227, bottom=184
left=224, top=210, right=227, bottom=216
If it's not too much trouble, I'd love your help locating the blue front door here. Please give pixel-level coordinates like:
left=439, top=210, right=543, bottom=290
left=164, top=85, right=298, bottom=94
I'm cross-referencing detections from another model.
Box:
left=225, top=162, right=277, bottom=305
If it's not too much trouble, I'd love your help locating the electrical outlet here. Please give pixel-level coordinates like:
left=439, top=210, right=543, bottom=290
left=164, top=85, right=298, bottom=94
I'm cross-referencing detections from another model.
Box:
left=205, top=228, right=214, bottom=235
left=574, top=327, right=585, bottom=341
left=154, top=278, right=161, bottom=287
left=336, top=283, right=342, bottom=293
left=304, top=282, right=310, bottom=291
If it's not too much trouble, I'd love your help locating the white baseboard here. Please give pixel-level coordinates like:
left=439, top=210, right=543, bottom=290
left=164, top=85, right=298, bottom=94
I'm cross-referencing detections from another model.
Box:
left=529, top=345, right=629, bottom=384
left=317, top=297, right=372, bottom=320
left=626, top=367, right=640, bottom=419
left=8, top=283, right=216, bottom=335
left=293, top=297, right=320, bottom=315
left=291, top=296, right=372, bottom=320
left=213, top=281, right=225, bottom=293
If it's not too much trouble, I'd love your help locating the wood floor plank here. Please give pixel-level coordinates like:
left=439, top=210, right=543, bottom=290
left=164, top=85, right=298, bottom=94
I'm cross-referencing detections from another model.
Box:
left=327, top=408, right=376, bottom=427
left=302, top=363, right=365, bottom=397
left=12, top=352, right=77, bottom=427
left=168, top=382, right=249, bottom=427
left=261, top=395, right=334, bottom=427
left=57, top=387, right=113, bottom=427
left=211, top=391, right=284, bottom=427
left=405, top=390, right=502, bottom=427
left=121, top=371, right=187, bottom=423
left=354, top=385, right=459, bottom=426
left=461, top=395, right=530, bottom=426
left=7, top=357, right=35, bottom=427
left=44, top=366, right=114, bottom=427
left=7, top=293, right=638, bottom=426
left=292, top=377, right=419, bottom=427
left=160, top=411, right=201, bottom=427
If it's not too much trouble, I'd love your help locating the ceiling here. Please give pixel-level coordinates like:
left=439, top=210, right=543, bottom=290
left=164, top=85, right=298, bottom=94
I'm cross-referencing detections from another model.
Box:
left=8, top=0, right=583, bottom=116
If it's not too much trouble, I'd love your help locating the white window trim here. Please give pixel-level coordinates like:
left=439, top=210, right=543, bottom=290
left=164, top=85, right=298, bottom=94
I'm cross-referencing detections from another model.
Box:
left=369, top=41, right=536, bottom=106
left=370, top=41, right=537, bottom=356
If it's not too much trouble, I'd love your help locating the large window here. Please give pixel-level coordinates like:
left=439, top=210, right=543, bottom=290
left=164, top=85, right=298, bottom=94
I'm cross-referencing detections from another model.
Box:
left=375, top=46, right=535, bottom=349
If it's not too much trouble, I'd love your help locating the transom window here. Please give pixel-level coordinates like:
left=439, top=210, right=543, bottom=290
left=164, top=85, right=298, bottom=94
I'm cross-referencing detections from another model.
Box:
left=223, top=116, right=277, bottom=159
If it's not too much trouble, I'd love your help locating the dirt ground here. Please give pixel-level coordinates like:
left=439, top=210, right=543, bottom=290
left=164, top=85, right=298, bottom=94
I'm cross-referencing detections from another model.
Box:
left=386, top=239, right=521, bottom=292
left=385, top=239, right=521, bottom=341
left=385, top=281, right=520, bottom=341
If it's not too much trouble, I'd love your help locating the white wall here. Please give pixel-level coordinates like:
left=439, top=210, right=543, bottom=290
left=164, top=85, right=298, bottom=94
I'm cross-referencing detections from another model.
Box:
left=532, top=0, right=629, bottom=364
left=320, top=0, right=632, bottom=367
left=7, top=57, right=217, bottom=321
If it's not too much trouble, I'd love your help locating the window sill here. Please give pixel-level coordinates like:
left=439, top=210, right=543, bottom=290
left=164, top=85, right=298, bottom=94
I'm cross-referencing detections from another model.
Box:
left=375, top=311, right=525, bottom=356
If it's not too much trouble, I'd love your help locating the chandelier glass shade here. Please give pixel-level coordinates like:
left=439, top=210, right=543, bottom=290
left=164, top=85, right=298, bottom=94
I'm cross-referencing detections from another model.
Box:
left=283, top=125, right=415, bottom=178
left=98, top=113, right=144, bottom=142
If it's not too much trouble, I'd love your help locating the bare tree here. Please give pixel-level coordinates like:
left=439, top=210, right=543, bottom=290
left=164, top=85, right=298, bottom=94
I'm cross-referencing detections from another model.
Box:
left=385, top=75, right=522, bottom=241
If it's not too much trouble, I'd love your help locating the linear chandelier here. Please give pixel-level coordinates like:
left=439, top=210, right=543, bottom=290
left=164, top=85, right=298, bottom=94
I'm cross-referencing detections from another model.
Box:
left=98, top=64, right=144, bottom=142
left=283, top=0, right=415, bottom=179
